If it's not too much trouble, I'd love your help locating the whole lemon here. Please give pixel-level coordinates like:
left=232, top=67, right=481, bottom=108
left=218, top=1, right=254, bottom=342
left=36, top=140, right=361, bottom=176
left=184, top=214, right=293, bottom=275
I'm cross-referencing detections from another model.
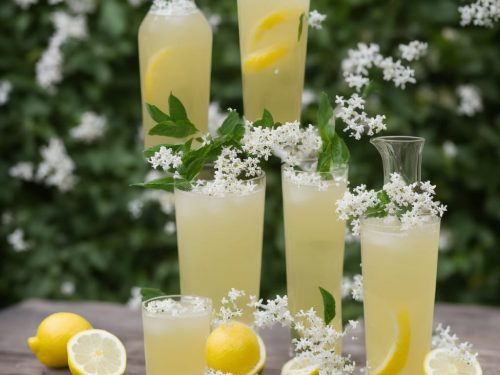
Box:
left=27, top=312, right=92, bottom=368
left=205, top=321, right=266, bottom=375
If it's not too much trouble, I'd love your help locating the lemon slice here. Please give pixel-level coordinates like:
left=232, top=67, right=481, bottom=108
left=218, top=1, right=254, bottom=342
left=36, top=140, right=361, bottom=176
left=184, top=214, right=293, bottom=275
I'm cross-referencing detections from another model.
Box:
left=250, top=9, right=304, bottom=49
left=372, top=309, right=411, bottom=375
left=424, top=348, right=482, bottom=375
left=243, top=45, right=290, bottom=74
left=281, top=357, right=320, bottom=375
left=67, top=329, right=126, bottom=375
left=144, top=48, right=171, bottom=102
left=252, top=10, right=294, bottom=42
left=205, top=321, right=266, bottom=375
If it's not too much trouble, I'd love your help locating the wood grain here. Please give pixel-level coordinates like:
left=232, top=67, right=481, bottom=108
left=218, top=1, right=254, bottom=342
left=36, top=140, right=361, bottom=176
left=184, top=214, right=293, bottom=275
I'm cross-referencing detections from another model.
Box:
left=0, top=300, right=498, bottom=374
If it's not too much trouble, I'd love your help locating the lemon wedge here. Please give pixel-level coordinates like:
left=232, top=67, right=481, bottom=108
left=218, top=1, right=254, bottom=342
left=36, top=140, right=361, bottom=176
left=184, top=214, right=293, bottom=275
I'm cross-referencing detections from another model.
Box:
left=67, top=329, right=126, bottom=375
left=372, top=309, right=411, bottom=375
left=281, top=357, right=320, bottom=375
left=144, top=48, right=171, bottom=102
left=252, top=10, right=293, bottom=43
left=205, top=321, right=266, bottom=375
left=424, top=348, right=482, bottom=375
left=250, top=9, right=304, bottom=49
left=27, top=312, right=92, bottom=368
left=243, top=45, right=290, bottom=74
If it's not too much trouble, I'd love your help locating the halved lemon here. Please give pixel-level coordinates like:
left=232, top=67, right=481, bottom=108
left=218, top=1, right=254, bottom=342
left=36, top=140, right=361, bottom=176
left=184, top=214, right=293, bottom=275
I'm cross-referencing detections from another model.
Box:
left=424, top=348, right=482, bottom=375
left=281, top=357, right=320, bottom=375
left=243, top=45, right=290, bottom=74
left=372, top=309, right=411, bottom=375
left=144, top=48, right=171, bottom=102
left=67, top=329, right=126, bottom=375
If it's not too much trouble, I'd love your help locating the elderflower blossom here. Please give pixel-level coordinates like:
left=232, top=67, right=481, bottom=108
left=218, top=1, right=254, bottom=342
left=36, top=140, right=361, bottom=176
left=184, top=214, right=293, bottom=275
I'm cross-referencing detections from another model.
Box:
left=309, top=10, right=327, bottom=29
left=337, top=173, right=447, bottom=235
left=335, top=94, right=387, bottom=140
left=9, top=162, right=35, bottom=181
left=342, top=275, right=364, bottom=302
left=399, top=41, right=428, bottom=62
left=60, top=281, right=75, bottom=296
left=208, top=102, right=226, bottom=136
left=36, top=11, right=88, bottom=90
left=213, top=289, right=246, bottom=325
left=205, top=369, right=232, bottom=375
left=12, top=0, right=38, bottom=9
left=148, top=147, right=183, bottom=171
left=0, top=80, right=13, bottom=106
left=36, top=138, right=76, bottom=192
left=70, top=112, right=107, bottom=143
left=432, top=324, right=479, bottom=365
left=459, top=0, right=500, bottom=27
left=341, top=42, right=425, bottom=91
left=7, top=229, right=30, bottom=252
left=457, top=85, right=483, bottom=117
left=271, top=122, right=322, bottom=165
left=129, top=171, right=174, bottom=218
left=208, top=13, right=222, bottom=31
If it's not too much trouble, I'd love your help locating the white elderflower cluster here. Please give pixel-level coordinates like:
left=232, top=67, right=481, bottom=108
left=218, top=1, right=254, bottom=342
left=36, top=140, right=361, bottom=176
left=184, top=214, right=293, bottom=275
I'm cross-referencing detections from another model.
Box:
left=60, top=280, right=75, bottom=296
left=127, top=287, right=142, bottom=310
left=208, top=13, right=222, bottom=31
left=432, top=324, right=479, bottom=365
left=0, top=80, right=13, bottom=106
left=341, top=275, right=364, bottom=302
left=208, top=102, right=226, bottom=136
left=337, top=173, right=447, bottom=235
left=309, top=10, right=327, bottom=30
left=399, top=41, right=428, bottom=62
left=335, top=94, right=387, bottom=140
left=70, top=112, right=107, bottom=142
left=7, top=228, right=30, bottom=252
left=443, top=141, right=458, bottom=158
left=342, top=42, right=426, bottom=91
left=9, top=162, right=35, bottom=181
left=459, top=0, right=500, bottom=27
left=36, top=11, right=88, bottom=90
left=37, top=138, right=76, bottom=192
left=129, top=171, right=174, bottom=219
left=144, top=296, right=209, bottom=315
left=457, top=85, right=483, bottom=117
left=283, top=166, right=330, bottom=191
left=12, top=0, right=38, bottom=9
left=148, top=147, right=183, bottom=172
left=213, top=289, right=247, bottom=325
left=205, top=369, right=232, bottom=375
left=249, top=295, right=294, bottom=328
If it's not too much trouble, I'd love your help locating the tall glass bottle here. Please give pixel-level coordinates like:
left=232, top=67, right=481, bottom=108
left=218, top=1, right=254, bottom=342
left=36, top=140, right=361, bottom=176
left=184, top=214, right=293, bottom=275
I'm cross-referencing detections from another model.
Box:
left=139, top=0, right=212, bottom=148
left=361, top=136, right=441, bottom=374
left=237, top=0, right=310, bottom=123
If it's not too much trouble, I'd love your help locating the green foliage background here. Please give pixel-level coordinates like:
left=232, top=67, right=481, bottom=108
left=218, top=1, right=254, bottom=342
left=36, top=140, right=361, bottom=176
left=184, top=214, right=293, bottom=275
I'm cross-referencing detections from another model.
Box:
left=1, top=0, right=499, bottom=311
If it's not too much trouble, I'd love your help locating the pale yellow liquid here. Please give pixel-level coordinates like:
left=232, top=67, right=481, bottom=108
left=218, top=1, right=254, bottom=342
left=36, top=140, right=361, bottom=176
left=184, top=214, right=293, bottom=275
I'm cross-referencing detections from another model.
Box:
left=175, top=187, right=266, bottom=321
left=142, top=304, right=210, bottom=374
left=361, top=218, right=440, bottom=374
left=237, top=0, right=310, bottom=122
left=138, top=6, right=212, bottom=148
left=282, top=174, right=346, bottom=351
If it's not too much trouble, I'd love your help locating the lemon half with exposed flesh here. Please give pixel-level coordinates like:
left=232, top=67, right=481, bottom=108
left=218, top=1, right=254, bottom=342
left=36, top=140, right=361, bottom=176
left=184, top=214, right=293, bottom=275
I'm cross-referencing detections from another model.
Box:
left=281, top=357, right=320, bottom=375
left=424, top=348, right=482, bottom=375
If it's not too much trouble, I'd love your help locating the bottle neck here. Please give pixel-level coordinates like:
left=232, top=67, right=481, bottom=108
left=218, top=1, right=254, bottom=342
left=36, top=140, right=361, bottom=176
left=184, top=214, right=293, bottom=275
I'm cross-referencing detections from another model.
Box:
left=371, top=136, right=425, bottom=185
left=150, top=0, right=197, bottom=16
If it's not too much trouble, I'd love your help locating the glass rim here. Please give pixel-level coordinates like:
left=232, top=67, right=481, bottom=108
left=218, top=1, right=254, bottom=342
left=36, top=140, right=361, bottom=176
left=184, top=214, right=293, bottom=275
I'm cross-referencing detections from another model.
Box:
left=142, top=294, right=212, bottom=312
left=360, top=215, right=441, bottom=229
left=371, top=136, right=425, bottom=144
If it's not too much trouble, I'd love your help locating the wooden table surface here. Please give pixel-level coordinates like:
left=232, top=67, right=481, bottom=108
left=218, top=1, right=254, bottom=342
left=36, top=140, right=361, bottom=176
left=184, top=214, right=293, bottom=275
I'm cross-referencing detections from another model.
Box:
left=1, top=299, right=499, bottom=374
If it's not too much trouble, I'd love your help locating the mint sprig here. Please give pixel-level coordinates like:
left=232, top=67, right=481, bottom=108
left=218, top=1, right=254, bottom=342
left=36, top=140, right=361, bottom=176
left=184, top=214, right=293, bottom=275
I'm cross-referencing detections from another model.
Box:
left=140, top=287, right=166, bottom=302
left=319, top=286, right=336, bottom=325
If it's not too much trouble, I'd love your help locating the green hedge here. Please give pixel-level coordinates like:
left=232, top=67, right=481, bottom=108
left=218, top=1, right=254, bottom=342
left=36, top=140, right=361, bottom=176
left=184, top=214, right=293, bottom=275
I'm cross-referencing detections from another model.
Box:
left=1, top=0, right=499, bottom=310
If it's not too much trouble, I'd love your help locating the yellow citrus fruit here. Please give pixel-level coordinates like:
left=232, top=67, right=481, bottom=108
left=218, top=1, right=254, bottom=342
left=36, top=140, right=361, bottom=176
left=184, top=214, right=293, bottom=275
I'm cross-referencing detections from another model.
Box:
left=144, top=48, right=171, bottom=102
left=27, top=312, right=92, bottom=368
left=205, top=321, right=266, bottom=375
left=243, top=45, right=291, bottom=74
left=281, top=357, right=320, bottom=375
left=250, top=9, right=303, bottom=49
left=372, top=309, right=411, bottom=375
left=67, top=329, right=127, bottom=375
left=424, top=348, right=482, bottom=375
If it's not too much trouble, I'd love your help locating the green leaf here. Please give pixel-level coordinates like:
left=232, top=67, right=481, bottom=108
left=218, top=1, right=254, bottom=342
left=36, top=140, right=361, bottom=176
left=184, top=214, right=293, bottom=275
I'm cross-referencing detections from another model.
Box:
left=146, top=104, right=170, bottom=123
left=298, top=13, right=305, bottom=41
left=319, top=287, right=336, bottom=325
left=378, top=190, right=390, bottom=204
left=253, top=109, right=275, bottom=128
left=331, top=134, right=350, bottom=165
left=140, top=288, right=166, bottom=302
left=149, top=119, right=198, bottom=138
left=168, top=93, right=188, bottom=121
left=317, top=142, right=333, bottom=173
left=317, top=92, right=335, bottom=142
left=217, top=111, right=241, bottom=136
left=131, top=176, right=177, bottom=192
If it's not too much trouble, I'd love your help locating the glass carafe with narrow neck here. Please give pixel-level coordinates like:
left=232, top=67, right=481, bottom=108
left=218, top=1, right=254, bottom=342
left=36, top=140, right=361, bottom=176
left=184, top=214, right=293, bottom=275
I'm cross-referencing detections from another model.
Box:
left=370, top=136, right=425, bottom=185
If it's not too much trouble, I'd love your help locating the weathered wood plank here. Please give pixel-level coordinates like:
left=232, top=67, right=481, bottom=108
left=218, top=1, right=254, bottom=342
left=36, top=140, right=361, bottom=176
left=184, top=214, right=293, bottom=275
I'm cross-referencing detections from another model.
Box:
left=0, top=300, right=498, bottom=374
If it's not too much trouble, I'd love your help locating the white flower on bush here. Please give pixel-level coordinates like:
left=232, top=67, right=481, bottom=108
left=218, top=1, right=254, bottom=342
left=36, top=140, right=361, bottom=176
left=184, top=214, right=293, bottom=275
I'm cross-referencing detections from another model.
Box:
left=36, top=11, right=88, bottom=91
left=60, top=281, right=75, bottom=296
left=399, top=41, right=428, bottom=62
left=309, top=10, right=327, bottom=30
left=208, top=102, right=226, bottom=136
left=36, top=138, right=76, bottom=192
left=7, top=229, right=30, bottom=252
left=164, top=221, right=176, bottom=234
left=9, top=162, right=35, bottom=181
left=0, top=80, right=13, bottom=106
left=443, top=141, right=458, bottom=158
left=457, top=85, right=483, bottom=116
left=127, top=287, right=142, bottom=310
left=342, top=274, right=364, bottom=302
left=208, top=13, right=222, bottom=31
left=302, top=89, right=317, bottom=108
left=459, top=0, right=500, bottom=27
left=12, top=0, right=39, bottom=9
left=70, top=112, right=107, bottom=142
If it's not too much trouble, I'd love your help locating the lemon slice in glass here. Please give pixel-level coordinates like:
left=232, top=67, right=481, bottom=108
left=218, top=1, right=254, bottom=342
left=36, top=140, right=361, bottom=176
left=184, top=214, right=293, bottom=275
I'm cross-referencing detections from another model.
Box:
left=144, top=48, right=171, bottom=102
left=372, top=309, right=411, bottom=375
left=281, top=357, right=320, bottom=375
left=424, top=348, right=482, bottom=375
left=250, top=9, right=304, bottom=49
left=243, top=45, right=291, bottom=74
left=67, top=329, right=126, bottom=375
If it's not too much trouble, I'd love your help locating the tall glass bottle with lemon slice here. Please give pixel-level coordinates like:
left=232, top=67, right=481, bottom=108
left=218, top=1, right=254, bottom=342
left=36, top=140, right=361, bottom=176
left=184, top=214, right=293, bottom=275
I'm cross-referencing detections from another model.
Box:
left=361, top=137, right=441, bottom=374
left=139, top=0, right=212, bottom=148
left=237, top=0, right=310, bottom=123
